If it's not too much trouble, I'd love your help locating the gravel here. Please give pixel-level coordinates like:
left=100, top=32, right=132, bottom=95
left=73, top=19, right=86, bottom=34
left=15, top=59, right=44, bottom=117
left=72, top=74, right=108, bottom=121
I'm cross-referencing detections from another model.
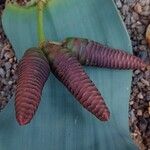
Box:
left=0, top=3, right=17, bottom=110
left=0, top=0, right=150, bottom=150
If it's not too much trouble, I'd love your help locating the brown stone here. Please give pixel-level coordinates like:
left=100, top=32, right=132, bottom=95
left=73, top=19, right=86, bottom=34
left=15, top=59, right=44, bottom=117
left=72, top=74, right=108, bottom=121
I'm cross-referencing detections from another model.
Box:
left=134, top=3, right=142, bottom=14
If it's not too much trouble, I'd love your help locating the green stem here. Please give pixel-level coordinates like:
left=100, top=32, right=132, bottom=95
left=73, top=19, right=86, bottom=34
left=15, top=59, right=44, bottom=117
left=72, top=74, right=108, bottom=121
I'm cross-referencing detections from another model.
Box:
left=37, top=0, right=46, bottom=47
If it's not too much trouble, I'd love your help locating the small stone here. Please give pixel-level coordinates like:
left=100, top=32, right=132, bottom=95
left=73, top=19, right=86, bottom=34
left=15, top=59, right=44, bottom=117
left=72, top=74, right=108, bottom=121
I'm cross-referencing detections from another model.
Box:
left=125, top=15, right=131, bottom=25
left=145, top=70, right=150, bottom=79
left=13, top=57, right=17, bottom=62
left=137, top=110, right=143, bottom=116
left=0, top=47, right=5, bottom=59
left=6, top=70, right=10, bottom=78
left=0, top=91, right=5, bottom=97
left=8, top=80, right=13, bottom=85
left=143, top=111, right=149, bottom=118
left=136, top=21, right=142, bottom=26
left=141, top=19, right=149, bottom=25
left=146, top=24, right=150, bottom=47
left=130, top=110, right=136, bottom=123
left=131, top=16, right=136, bottom=24
left=4, top=62, right=11, bottom=70
left=140, top=0, right=148, bottom=6
left=133, top=87, right=139, bottom=94
left=130, top=100, right=134, bottom=105
left=138, top=93, right=144, bottom=99
left=4, top=52, right=14, bottom=60
left=9, top=58, right=14, bottom=63
left=122, top=5, right=129, bottom=15
left=132, top=12, right=139, bottom=21
left=140, top=11, right=150, bottom=16
left=134, top=70, right=141, bottom=75
left=143, top=5, right=150, bottom=12
left=138, top=118, right=148, bottom=132
left=12, top=64, right=17, bottom=70
left=141, top=78, right=150, bottom=86
left=146, top=91, right=150, bottom=101
left=0, top=68, right=5, bottom=78
left=137, top=34, right=143, bottom=41
left=116, top=0, right=122, bottom=8
left=138, top=45, right=146, bottom=51
left=137, top=26, right=145, bottom=34
left=1, top=78, right=7, bottom=85
left=0, top=59, right=3, bottom=66
left=0, top=96, right=8, bottom=110
left=141, top=40, right=147, bottom=45
left=134, top=3, right=142, bottom=14
left=133, top=102, right=139, bottom=109
left=11, top=69, right=16, bottom=75
left=138, top=51, right=148, bottom=61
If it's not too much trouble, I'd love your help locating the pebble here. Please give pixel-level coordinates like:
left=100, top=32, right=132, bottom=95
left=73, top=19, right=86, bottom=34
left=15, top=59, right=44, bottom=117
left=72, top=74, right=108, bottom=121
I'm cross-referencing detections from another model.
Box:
left=134, top=70, right=141, bottom=75
left=0, top=97, right=8, bottom=110
left=9, top=58, right=13, bottom=63
left=8, top=80, right=13, bottom=85
left=138, top=118, right=148, bottom=132
left=130, top=100, right=134, bottom=105
left=6, top=70, right=10, bottom=78
left=146, top=24, right=150, bottom=47
left=138, top=93, right=144, bottom=99
left=0, top=47, right=5, bottom=59
left=146, top=91, right=150, bottom=101
left=0, top=68, right=5, bottom=78
left=143, top=111, right=149, bottom=118
left=125, top=15, right=131, bottom=25
left=137, top=110, right=143, bottom=116
left=132, top=12, right=139, bottom=21
left=138, top=51, right=148, bottom=61
left=4, top=51, right=14, bottom=60
left=130, top=109, right=136, bottom=123
left=134, top=3, right=142, bottom=14
left=4, top=62, right=11, bottom=70
left=137, top=26, right=145, bottom=34
left=148, top=107, right=150, bottom=115
left=141, top=11, right=150, bottom=17
left=143, top=5, right=150, bottom=12
left=141, top=78, right=150, bottom=86
left=141, top=40, right=147, bottom=45
left=0, top=91, right=5, bottom=97
left=140, top=0, right=150, bottom=6
left=139, top=45, right=146, bottom=51
left=116, top=0, right=122, bottom=8
left=122, top=5, right=129, bottom=15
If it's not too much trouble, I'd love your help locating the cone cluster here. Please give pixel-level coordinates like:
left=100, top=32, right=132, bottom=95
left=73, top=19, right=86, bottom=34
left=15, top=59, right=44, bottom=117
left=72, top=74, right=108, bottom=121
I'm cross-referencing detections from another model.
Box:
left=15, top=37, right=149, bottom=125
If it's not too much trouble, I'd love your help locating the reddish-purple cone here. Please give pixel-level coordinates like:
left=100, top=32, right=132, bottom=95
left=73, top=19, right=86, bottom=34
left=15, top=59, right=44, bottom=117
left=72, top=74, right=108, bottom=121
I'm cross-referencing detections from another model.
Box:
left=63, top=37, right=148, bottom=69
left=44, top=43, right=110, bottom=121
left=15, top=48, right=50, bottom=125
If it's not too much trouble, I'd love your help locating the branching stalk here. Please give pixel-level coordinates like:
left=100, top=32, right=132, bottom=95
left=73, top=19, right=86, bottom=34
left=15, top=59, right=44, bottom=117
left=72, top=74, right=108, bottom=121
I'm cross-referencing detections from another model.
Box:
left=37, top=0, right=47, bottom=47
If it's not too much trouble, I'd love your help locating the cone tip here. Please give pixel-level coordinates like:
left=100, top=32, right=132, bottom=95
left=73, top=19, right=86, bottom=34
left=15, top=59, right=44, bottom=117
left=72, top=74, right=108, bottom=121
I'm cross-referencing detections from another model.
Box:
left=16, top=115, right=30, bottom=126
left=100, top=111, right=110, bottom=121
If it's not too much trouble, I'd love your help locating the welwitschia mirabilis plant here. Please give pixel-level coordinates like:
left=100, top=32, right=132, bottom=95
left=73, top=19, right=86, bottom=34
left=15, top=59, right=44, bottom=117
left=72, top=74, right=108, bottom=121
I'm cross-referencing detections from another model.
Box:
left=1, top=0, right=149, bottom=149
left=3, top=0, right=149, bottom=126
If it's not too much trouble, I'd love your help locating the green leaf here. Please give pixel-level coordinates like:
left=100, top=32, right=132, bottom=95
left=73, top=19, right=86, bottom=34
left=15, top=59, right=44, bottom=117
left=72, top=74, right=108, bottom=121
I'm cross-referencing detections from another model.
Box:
left=1, top=0, right=138, bottom=150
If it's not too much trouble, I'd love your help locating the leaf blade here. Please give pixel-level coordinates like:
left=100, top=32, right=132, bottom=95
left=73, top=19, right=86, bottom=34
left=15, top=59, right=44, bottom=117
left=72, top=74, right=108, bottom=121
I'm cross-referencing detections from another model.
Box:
left=1, top=0, right=138, bottom=150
